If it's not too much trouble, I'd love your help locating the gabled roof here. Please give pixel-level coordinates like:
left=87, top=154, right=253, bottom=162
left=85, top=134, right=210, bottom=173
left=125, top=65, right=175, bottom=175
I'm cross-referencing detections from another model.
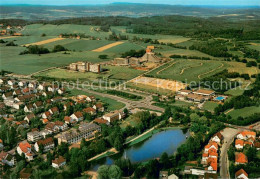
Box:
left=50, top=106, right=59, bottom=113
left=73, top=111, right=83, bottom=118
left=207, top=157, right=217, bottom=171
left=26, top=113, right=35, bottom=120
left=55, top=121, right=65, bottom=126
left=238, top=131, right=256, bottom=138
left=194, top=89, right=215, bottom=95
left=94, top=103, right=103, bottom=108
left=34, top=101, right=43, bottom=107
left=83, top=107, right=96, bottom=113
left=235, top=153, right=248, bottom=164
left=235, top=139, right=244, bottom=146
left=18, top=141, right=31, bottom=153
left=36, top=137, right=53, bottom=146
left=44, top=111, right=51, bottom=117
left=94, top=118, right=108, bottom=124
left=213, top=132, right=224, bottom=140
left=52, top=156, right=66, bottom=165
left=235, top=169, right=248, bottom=178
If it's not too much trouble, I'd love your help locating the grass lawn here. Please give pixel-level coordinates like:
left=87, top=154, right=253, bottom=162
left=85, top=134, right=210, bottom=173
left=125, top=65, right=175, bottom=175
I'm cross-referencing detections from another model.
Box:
left=69, top=89, right=125, bottom=111
left=227, top=106, right=260, bottom=119
left=202, top=101, right=219, bottom=112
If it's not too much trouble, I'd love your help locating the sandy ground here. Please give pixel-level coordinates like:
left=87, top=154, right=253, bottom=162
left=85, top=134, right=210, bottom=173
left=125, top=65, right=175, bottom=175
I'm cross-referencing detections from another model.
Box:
left=131, top=76, right=186, bottom=92
left=92, top=41, right=124, bottom=52
left=23, top=37, right=65, bottom=46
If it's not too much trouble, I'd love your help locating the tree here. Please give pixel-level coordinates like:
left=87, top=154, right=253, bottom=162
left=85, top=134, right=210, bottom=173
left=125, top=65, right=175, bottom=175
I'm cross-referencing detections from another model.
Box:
left=98, top=165, right=109, bottom=179
left=108, top=165, right=122, bottom=179
left=41, top=33, right=46, bottom=37
left=246, top=147, right=257, bottom=162
left=160, top=152, right=171, bottom=169
left=98, top=55, right=108, bottom=59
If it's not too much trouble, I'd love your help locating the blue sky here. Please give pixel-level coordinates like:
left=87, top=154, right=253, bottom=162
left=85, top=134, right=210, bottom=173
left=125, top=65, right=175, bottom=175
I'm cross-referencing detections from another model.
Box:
left=0, top=0, right=259, bottom=6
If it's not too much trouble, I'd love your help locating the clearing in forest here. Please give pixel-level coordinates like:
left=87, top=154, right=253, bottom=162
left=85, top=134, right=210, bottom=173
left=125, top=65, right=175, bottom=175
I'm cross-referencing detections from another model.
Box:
left=92, top=41, right=124, bottom=52
left=23, top=37, right=65, bottom=46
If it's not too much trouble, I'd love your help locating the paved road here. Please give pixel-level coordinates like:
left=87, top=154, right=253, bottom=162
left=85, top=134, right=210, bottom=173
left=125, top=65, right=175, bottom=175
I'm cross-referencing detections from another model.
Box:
left=79, top=87, right=165, bottom=112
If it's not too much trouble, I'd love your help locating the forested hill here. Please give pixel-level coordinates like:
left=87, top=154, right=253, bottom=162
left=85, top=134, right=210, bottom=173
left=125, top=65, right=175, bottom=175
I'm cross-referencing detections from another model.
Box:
left=0, top=4, right=259, bottom=20
left=1, top=15, right=260, bottom=40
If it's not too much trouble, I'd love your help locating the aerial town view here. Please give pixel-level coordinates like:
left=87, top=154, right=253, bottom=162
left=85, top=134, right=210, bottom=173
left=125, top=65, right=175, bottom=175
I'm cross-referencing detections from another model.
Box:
left=0, top=0, right=259, bottom=178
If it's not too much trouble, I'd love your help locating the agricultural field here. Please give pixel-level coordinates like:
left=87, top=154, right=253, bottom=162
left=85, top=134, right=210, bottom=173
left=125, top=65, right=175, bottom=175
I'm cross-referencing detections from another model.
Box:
left=247, top=42, right=260, bottom=51
left=227, top=106, right=260, bottom=119
left=224, top=87, right=246, bottom=96
left=227, top=61, right=259, bottom=76
left=147, top=59, right=228, bottom=82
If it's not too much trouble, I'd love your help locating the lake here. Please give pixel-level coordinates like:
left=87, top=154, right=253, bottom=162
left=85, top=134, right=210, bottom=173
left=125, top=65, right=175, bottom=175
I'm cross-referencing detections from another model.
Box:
left=92, top=128, right=189, bottom=170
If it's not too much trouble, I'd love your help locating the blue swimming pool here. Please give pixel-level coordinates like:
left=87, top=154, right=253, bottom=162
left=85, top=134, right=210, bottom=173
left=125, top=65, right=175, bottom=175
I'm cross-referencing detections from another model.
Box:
left=216, top=96, right=225, bottom=100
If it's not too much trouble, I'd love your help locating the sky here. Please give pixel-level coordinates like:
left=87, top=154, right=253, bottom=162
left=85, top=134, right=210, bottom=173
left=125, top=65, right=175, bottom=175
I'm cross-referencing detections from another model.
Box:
left=0, top=0, right=259, bottom=6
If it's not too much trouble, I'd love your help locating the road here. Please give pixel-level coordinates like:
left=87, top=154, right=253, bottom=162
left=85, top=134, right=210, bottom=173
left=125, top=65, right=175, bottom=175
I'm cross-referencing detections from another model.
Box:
left=219, top=122, right=260, bottom=179
left=79, top=87, right=165, bottom=112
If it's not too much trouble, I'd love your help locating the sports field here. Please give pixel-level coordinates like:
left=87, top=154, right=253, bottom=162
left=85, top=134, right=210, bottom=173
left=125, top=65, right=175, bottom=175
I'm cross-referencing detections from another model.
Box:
left=147, top=59, right=228, bottom=82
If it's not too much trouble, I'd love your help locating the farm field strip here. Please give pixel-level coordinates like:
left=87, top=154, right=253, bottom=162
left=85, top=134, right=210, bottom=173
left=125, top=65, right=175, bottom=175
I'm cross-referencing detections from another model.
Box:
left=23, top=37, right=65, bottom=46
left=156, top=60, right=177, bottom=74
left=92, top=41, right=124, bottom=52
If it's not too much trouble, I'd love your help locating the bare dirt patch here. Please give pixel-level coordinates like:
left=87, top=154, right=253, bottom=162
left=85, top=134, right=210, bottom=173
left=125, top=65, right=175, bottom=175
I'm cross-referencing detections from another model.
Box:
left=131, top=76, right=186, bottom=92
left=23, top=37, right=65, bottom=47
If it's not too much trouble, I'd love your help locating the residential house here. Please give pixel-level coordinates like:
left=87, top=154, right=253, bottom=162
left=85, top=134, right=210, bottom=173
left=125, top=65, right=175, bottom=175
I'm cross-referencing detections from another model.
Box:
left=93, top=103, right=104, bottom=112
left=34, top=137, right=54, bottom=152
left=83, top=107, right=96, bottom=115
left=235, top=153, right=248, bottom=165
left=51, top=96, right=63, bottom=103
left=2, top=92, right=13, bottom=100
left=42, top=91, right=53, bottom=97
left=28, top=82, right=37, bottom=88
left=42, top=111, right=52, bottom=119
left=58, top=88, right=65, bottom=95
left=17, top=141, right=34, bottom=161
left=18, top=81, right=26, bottom=87
left=27, top=131, right=41, bottom=142
left=49, top=106, right=59, bottom=115
left=63, top=102, right=73, bottom=111
left=86, top=96, right=96, bottom=102
left=40, top=129, right=53, bottom=138
left=41, top=118, right=49, bottom=124
left=0, top=151, right=15, bottom=167
left=254, top=142, right=260, bottom=150
left=45, top=122, right=60, bottom=133
left=175, top=94, right=186, bottom=101
left=235, top=169, right=248, bottom=179
left=204, top=141, right=218, bottom=153
left=13, top=89, right=22, bottom=96
left=54, top=121, right=68, bottom=131
left=64, top=116, right=76, bottom=124
left=7, top=80, right=16, bottom=86
left=38, top=83, right=48, bottom=91
left=48, top=85, right=59, bottom=92
left=12, top=102, right=24, bottom=110
left=103, top=110, right=124, bottom=123
left=24, top=113, right=36, bottom=123
left=70, top=111, right=83, bottom=122
left=237, top=131, right=256, bottom=140
left=24, top=103, right=34, bottom=113
left=33, top=101, right=43, bottom=109
left=206, top=157, right=217, bottom=173
left=235, top=139, right=244, bottom=150
left=52, top=156, right=66, bottom=168
left=211, top=132, right=224, bottom=144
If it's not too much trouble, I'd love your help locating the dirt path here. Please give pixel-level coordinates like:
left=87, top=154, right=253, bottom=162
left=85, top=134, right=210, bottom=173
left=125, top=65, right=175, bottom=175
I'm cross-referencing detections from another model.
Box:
left=92, top=41, right=124, bottom=52
left=156, top=60, right=177, bottom=75
left=224, top=108, right=234, bottom=115
left=198, top=63, right=224, bottom=79
left=180, top=62, right=203, bottom=75
left=124, top=126, right=155, bottom=145
left=23, top=37, right=65, bottom=47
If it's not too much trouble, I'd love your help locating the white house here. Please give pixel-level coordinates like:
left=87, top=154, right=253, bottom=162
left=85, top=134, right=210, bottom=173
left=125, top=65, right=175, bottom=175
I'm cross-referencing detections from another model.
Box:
left=211, top=132, right=223, bottom=144
left=70, top=111, right=83, bottom=122
left=17, top=141, right=34, bottom=161
left=235, top=139, right=244, bottom=150
left=12, top=102, right=24, bottom=110
left=235, top=169, right=248, bottom=179
left=103, top=110, right=124, bottom=123
left=52, top=156, right=66, bottom=168
left=34, top=137, right=54, bottom=153
left=237, top=131, right=256, bottom=140
left=24, top=113, right=36, bottom=123
left=27, top=131, right=41, bottom=142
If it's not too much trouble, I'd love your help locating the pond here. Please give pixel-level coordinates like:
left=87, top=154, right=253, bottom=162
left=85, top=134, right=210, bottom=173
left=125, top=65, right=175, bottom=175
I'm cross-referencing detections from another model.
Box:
left=91, top=128, right=189, bottom=170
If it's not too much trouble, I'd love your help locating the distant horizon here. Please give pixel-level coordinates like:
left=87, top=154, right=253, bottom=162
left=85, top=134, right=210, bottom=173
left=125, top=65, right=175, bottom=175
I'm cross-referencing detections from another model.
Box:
left=0, top=0, right=259, bottom=6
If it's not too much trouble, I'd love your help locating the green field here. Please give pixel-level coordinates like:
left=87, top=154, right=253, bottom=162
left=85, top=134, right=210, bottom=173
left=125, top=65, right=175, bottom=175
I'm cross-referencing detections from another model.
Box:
left=69, top=89, right=125, bottom=111
left=120, top=115, right=142, bottom=130
left=147, top=59, right=228, bottom=82
left=227, top=106, right=260, bottom=119
left=224, top=87, right=245, bottom=96
left=202, top=101, right=219, bottom=112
